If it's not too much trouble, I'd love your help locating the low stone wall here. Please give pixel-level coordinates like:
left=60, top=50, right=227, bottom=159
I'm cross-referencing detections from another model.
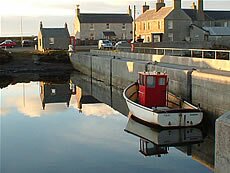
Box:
left=91, top=50, right=230, bottom=71
left=215, top=111, right=230, bottom=173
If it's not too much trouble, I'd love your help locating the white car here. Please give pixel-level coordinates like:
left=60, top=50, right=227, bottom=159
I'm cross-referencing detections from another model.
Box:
left=98, top=40, right=113, bottom=50
left=115, top=41, right=129, bottom=49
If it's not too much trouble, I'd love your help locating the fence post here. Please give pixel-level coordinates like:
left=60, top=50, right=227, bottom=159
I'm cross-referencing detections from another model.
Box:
left=202, top=51, right=204, bottom=58
left=215, top=51, right=217, bottom=60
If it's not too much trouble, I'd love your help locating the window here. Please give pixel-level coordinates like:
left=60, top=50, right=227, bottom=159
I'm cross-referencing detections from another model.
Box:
left=168, top=20, right=173, bottom=29
left=148, top=22, right=150, bottom=30
left=49, top=37, right=54, bottom=44
left=106, top=23, right=110, bottom=30
left=158, top=21, right=161, bottom=29
left=51, top=89, right=56, bottom=95
left=224, top=21, right=228, bottom=27
left=168, top=33, right=173, bottom=42
left=139, top=74, right=144, bottom=86
left=143, top=23, right=146, bottom=30
left=90, top=33, right=94, bottom=40
left=39, top=39, right=42, bottom=46
left=90, top=24, right=94, bottom=30
left=153, top=35, right=161, bottom=42
left=147, top=76, right=156, bottom=88
left=122, top=23, right=126, bottom=30
left=158, top=78, right=166, bottom=86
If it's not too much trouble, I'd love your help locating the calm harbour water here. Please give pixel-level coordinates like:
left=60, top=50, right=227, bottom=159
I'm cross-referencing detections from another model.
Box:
left=0, top=72, right=213, bottom=173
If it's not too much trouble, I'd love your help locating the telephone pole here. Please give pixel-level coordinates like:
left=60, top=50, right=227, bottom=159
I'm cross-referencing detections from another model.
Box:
left=133, top=5, right=136, bottom=42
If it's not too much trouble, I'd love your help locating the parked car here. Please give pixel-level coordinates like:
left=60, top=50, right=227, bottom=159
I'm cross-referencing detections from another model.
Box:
left=115, top=41, right=128, bottom=49
left=0, top=40, right=16, bottom=48
left=21, top=40, right=33, bottom=47
left=98, top=40, right=113, bottom=50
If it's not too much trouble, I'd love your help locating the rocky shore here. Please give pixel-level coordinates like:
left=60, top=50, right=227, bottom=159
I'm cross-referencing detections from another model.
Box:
left=0, top=48, right=75, bottom=88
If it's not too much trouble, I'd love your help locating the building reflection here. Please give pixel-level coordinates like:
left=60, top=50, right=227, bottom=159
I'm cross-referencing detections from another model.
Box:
left=40, top=82, right=74, bottom=110
left=124, top=116, right=204, bottom=157
left=75, top=85, right=101, bottom=112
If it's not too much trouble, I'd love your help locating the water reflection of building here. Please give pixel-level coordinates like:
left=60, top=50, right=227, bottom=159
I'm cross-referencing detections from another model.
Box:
left=70, top=71, right=129, bottom=116
left=40, top=82, right=73, bottom=110
left=125, top=117, right=204, bottom=157
left=75, top=85, right=101, bottom=112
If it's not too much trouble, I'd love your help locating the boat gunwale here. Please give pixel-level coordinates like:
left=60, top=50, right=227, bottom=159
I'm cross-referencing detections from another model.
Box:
left=123, top=82, right=202, bottom=114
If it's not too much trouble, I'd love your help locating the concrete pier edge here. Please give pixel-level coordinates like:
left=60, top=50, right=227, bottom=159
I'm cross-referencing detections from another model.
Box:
left=215, top=111, right=230, bottom=173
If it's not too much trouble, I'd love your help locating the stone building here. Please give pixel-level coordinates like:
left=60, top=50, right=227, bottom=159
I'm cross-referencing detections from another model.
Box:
left=183, top=0, right=230, bottom=27
left=38, top=22, right=70, bottom=51
left=73, top=5, right=133, bottom=41
left=135, top=0, right=230, bottom=46
left=135, top=0, right=192, bottom=43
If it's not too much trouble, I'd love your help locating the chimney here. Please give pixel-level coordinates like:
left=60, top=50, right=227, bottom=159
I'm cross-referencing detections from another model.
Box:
left=173, top=0, right=181, bottom=10
left=142, top=2, right=150, bottom=13
left=198, top=0, right=203, bottom=12
left=128, top=5, right=132, bottom=16
left=156, top=0, right=165, bottom=12
left=76, top=5, right=80, bottom=16
left=197, top=0, right=205, bottom=20
left=40, top=21, right=43, bottom=29
left=191, top=2, right=197, bottom=10
left=65, top=22, right=68, bottom=28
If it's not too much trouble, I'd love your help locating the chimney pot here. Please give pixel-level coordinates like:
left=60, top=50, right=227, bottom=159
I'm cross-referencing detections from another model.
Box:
left=40, top=21, right=43, bottom=29
left=156, top=0, right=165, bottom=12
left=142, top=2, right=150, bottom=14
left=173, top=0, right=181, bottom=10
left=76, top=5, right=80, bottom=16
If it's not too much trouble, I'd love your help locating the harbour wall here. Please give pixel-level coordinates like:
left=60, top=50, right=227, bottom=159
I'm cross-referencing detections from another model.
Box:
left=91, top=50, right=230, bottom=71
left=70, top=51, right=230, bottom=119
left=215, top=111, right=230, bottom=173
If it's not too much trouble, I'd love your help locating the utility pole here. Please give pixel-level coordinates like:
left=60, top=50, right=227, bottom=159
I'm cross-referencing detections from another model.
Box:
left=20, top=16, right=23, bottom=47
left=133, top=5, right=136, bottom=42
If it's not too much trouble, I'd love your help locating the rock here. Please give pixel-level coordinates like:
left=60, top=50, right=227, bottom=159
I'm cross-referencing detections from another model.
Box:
left=0, top=49, right=13, bottom=64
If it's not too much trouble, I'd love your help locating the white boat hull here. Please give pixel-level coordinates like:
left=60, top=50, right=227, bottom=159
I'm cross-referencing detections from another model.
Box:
left=123, top=83, right=203, bottom=127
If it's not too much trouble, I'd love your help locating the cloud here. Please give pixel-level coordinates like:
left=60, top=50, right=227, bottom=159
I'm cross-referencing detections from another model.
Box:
left=70, top=95, right=120, bottom=118
left=0, top=108, right=10, bottom=116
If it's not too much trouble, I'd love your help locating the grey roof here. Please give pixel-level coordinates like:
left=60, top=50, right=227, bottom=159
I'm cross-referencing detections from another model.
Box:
left=203, top=27, right=230, bottom=36
left=204, top=11, right=230, bottom=20
left=183, top=9, right=212, bottom=21
left=40, top=28, right=70, bottom=37
left=79, top=13, right=133, bottom=23
left=183, top=9, right=230, bottom=21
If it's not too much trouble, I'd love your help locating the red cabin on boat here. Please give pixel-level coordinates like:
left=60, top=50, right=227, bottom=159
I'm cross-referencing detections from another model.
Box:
left=138, top=72, right=168, bottom=108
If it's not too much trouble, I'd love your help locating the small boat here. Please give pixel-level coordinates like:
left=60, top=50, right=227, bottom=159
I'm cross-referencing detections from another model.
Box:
left=124, top=117, right=204, bottom=156
left=123, top=71, right=203, bottom=127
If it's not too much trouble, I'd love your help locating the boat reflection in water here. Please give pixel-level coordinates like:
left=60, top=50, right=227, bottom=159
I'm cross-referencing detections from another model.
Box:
left=124, top=116, right=204, bottom=157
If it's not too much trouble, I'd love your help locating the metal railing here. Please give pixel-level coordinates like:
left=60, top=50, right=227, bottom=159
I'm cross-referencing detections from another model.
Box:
left=118, top=46, right=230, bottom=60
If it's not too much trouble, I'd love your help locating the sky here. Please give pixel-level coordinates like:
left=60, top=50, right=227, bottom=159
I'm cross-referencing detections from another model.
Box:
left=0, top=0, right=229, bottom=36
left=1, top=0, right=230, bottom=16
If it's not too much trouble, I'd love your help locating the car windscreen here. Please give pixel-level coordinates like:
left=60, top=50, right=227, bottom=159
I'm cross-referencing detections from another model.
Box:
left=103, top=41, right=110, bottom=44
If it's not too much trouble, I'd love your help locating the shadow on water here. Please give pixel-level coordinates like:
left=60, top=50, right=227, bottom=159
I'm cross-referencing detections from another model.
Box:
left=1, top=70, right=215, bottom=171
